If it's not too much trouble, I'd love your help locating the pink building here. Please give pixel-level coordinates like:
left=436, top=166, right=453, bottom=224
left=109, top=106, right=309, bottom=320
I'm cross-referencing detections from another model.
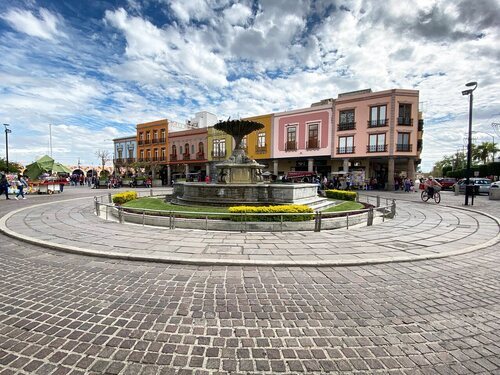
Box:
left=168, top=128, right=209, bottom=182
left=272, top=104, right=333, bottom=177
left=270, top=89, right=423, bottom=190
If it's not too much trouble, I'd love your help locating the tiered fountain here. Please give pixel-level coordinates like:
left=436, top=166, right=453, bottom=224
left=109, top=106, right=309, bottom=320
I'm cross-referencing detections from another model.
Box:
left=172, top=120, right=321, bottom=206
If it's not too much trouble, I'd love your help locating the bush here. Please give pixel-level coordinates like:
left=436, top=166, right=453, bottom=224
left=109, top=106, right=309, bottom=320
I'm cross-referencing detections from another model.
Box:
left=325, top=189, right=357, bottom=201
left=228, top=205, right=314, bottom=222
left=113, top=191, right=138, bottom=205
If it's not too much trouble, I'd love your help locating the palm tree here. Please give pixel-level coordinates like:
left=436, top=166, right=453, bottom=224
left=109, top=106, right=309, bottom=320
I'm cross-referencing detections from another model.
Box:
left=475, top=142, right=499, bottom=163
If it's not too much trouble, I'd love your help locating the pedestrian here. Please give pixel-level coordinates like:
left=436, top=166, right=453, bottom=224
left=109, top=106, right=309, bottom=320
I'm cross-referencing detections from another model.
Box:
left=414, top=178, right=421, bottom=192
left=15, top=174, right=27, bottom=200
left=1, top=173, right=10, bottom=200
left=404, top=178, right=411, bottom=192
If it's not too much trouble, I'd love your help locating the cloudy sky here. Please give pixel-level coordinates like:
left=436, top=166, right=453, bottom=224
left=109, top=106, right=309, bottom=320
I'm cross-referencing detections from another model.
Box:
left=0, top=0, right=499, bottom=171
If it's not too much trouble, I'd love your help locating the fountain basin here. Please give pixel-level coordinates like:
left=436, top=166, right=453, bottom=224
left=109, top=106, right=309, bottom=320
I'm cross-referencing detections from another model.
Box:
left=172, top=182, right=320, bottom=206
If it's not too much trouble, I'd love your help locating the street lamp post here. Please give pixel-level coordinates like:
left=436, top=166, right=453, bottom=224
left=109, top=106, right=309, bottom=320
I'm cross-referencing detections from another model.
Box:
left=462, top=82, right=478, bottom=206
left=3, top=124, right=11, bottom=173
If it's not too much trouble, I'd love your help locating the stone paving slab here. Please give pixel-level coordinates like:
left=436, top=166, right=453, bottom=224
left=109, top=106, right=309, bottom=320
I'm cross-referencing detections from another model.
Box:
left=0, top=196, right=498, bottom=266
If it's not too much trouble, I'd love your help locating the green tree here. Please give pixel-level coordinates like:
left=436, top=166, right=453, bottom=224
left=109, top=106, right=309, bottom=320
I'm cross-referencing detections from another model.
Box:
left=0, top=158, right=23, bottom=174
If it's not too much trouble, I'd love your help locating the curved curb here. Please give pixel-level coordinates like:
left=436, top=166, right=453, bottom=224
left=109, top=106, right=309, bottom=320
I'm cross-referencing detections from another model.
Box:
left=0, top=197, right=499, bottom=267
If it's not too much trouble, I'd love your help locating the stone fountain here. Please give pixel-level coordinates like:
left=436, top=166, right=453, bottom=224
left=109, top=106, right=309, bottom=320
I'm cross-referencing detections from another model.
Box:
left=172, top=120, right=321, bottom=207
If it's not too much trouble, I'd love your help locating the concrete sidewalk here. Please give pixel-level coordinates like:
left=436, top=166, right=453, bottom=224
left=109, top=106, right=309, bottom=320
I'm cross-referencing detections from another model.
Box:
left=1, top=192, right=498, bottom=266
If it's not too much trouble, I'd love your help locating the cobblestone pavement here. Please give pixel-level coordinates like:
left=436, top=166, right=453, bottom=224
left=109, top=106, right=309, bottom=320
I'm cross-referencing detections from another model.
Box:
left=1, top=189, right=499, bottom=266
left=0, top=187, right=499, bottom=374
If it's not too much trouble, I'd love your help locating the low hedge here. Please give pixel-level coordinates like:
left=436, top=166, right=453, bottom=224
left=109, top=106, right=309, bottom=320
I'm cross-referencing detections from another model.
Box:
left=228, top=205, right=314, bottom=222
left=113, top=191, right=138, bottom=205
left=325, top=189, right=357, bottom=201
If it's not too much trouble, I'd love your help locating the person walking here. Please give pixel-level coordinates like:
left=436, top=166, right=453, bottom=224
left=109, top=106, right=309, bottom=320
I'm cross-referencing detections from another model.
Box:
left=1, top=173, right=10, bottom=200
left=15, top=174, right=27, bottom=200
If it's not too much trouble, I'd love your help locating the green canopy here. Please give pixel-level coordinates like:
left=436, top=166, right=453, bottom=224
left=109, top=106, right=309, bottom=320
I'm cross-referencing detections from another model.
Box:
left=52, top=163, right=71, bottom=174
left=23, top=155, right=70, bottom=180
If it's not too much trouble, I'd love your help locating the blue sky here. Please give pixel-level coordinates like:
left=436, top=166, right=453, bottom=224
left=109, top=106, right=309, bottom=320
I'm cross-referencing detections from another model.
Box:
left=0, top=0, right=499, bottom=171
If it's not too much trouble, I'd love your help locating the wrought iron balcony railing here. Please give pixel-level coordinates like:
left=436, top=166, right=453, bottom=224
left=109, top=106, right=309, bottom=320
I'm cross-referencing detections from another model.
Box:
left=366, top=144, right=388, bottom=153
left=397, top=117, right=413, bottom=126
left=367, top=119, right=388, bottom=128
left=306, top=139, right=319, bottom=149
left=285, top=141, right=297, bottom=151
left=336, top=146, right=355, bottom=154
left=337, top=122, right=356, bottom=131
left=396, top=144, right=412, bottom=152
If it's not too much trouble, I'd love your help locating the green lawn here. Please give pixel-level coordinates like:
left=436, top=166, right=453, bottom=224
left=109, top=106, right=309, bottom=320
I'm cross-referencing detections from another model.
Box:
left=124, top=197, right=364, bottom=214
left=322, top=201, right=364, bottom=212
left=123, top=197, right=229, bottom=213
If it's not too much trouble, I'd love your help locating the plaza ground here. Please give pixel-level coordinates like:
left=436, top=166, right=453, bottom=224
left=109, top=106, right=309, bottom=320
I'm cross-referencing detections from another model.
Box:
left=0, top=187, right=498, bottom=374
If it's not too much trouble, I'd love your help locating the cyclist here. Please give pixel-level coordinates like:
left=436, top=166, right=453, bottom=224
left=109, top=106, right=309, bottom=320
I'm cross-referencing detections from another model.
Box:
left=424, top=176, right=441, bottom=199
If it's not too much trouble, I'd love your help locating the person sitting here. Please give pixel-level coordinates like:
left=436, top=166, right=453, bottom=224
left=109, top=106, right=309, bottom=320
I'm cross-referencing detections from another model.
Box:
left=424, top=176, right=441, bottom=198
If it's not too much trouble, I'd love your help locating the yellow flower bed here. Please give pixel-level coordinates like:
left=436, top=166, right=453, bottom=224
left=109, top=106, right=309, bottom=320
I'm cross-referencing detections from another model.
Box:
left=325, top=189, right=357, bottom=201
left=228, top=204, right=313, bottom=221
left=112, top=191, right=138, bottom=205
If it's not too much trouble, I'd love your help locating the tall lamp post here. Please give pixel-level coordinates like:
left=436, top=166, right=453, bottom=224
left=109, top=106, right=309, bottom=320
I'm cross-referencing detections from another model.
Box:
left=462, top=81, right=478, bottom=206
left=3, top=124, right=11, bottom=173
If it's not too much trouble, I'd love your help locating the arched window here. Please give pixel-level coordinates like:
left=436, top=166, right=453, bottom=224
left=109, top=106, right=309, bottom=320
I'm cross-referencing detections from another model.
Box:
left=172, top=145, right=177, bottom=155
left=184, top=143, right=190, bottom=155
left=198, top=142, right=204, bottom=154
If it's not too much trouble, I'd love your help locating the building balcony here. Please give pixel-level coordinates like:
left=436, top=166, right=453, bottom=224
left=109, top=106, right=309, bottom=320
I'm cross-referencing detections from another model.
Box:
left=396, top=144, right=413, bottom=152
left=367, top=144, right=388, bottom=153
left=397, top=117, right=413, bottom=126
left=170, top=154, right=178, bottom=161
left=255, top=145, right=267, bottom=154
left=417, top=140, right=423, bottom=152
left=126, top=157, right=135, bottom=164
left=144, top=139, right=151, bottom=145
left=182, top=153, right=191, bottom=161
left=285, top=141, right=297, bottom=151
left=138, top=140, right=144, bottom=146
left=337, top=122, right=356, bottom=131
left=196, top=152, right=205, bottom=160
left=160, top=156, right=166, bottom=162
left=418, top=119, right=424, bottom=131
left=211, top=150, right=226, bottom=158
left=159, top=137, right=166, bottom=143
left=306, top=139, right=319, bottom=149
left=337, top=146, right=355, bottom=154
left=367, top=119, right=388, bottom=128
left=151, top=138, right=159, bottom=144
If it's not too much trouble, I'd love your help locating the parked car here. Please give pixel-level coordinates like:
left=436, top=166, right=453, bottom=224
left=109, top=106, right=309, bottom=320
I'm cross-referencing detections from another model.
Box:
left=435, top=178, right=456, bottom=190
left=454, top=178, right=492, bottom=195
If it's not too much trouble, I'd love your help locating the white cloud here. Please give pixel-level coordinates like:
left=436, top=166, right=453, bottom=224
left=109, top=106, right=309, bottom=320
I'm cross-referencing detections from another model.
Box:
left=104, top=8, right=228, bottom=87
left=223, top=3, right=252, bottom=25
left=1, top=7, right=64, bottom=40
left=168, top=0, right=213, bottom=23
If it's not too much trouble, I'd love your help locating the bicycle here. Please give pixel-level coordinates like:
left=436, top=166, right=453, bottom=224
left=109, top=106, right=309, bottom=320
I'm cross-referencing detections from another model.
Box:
left=421, top=189, right=441, bottom=204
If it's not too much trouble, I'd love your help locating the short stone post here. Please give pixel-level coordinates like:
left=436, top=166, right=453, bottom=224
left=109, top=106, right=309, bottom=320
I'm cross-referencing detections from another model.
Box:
left=118, top=206, right=124, bottom=224
left=376, top=195, right=380, bottom=207
left=367, top=207, right=374, bottom=226
left=150, top=188, right=153, bottom=197
left=391, top=199, right=396, bottom=218
left=108, top=193, right=112, bottom=203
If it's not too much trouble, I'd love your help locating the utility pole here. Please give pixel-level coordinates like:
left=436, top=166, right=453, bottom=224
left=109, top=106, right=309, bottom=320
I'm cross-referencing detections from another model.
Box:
left=49, top=123, right=53, bottom=157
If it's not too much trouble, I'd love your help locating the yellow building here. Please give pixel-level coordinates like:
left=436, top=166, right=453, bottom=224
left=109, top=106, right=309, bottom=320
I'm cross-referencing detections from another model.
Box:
left=242, top=114, right=273, bottom=169
left=207, top=126, right=233, bottom=162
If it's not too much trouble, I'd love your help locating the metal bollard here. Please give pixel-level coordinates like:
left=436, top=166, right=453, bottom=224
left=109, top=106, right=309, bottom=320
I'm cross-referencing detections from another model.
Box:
left=346, top=213, right=349, bottom=229
left=314, top=212, right=321, bottom=232
left=391, top=199, right=396, bottom=218
left=108, top=193, right=112, bottom=203
left=367, top=207, right=374, bottom=226
left=355, top=193, right=359, bottom=202
left=376, top=195, right=380, bottom=207
left=150, top=188, right=153, bottom=197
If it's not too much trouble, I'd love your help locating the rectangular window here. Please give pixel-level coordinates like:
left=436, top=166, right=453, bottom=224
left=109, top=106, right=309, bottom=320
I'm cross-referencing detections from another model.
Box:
left=398, top=104, right=412, bottom=125
left=161, top=148, right=166, bottom=160
left=307, top=124, right=319, bottom=149
left=257, top=132, right=266, bottom=148
left=153, top=131, right=158, bottom=140
left=338, top=109, right=356, bottom=131
left=338, top=136, right=354, bottom=154
left=368, top=133, right=386, bottom=152
left=154, top=148, right=159, bottom=158
left=161, top=129, right=166, bottom=141
left=286, top=126, right=297, bottom=151
left=213, top=139, right=226, bottom=157
left=397, top=132, right=412, bottom=151
left=140, top=150, right=144, bottom=160
left=241, top=136, right=247, bottom=149
left=128, top=148, right=133, bottom=159
left=369, top=105, right=387, bottom=127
